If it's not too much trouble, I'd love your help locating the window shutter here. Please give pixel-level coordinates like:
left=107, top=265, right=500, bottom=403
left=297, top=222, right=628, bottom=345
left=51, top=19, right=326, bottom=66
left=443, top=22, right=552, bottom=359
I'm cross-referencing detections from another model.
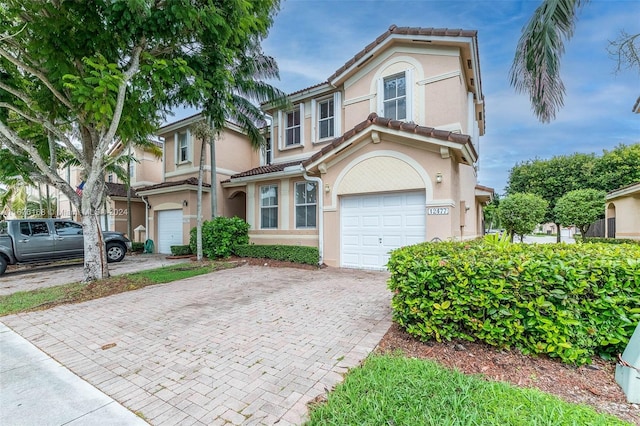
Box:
left=277, top=110, right=283, bottom=150
left=299, top=102, right=305, bottom=146
left=174, top=133, right=178, bottom=165
left=377, top=78, right=384, bottom=116
left=333, top=92, right=341, bottom=138
left=405, top=69, right=413, bottom=122
left=310, top=98, right=317, bottom=143
left=186, top=129, right=191, bottom=161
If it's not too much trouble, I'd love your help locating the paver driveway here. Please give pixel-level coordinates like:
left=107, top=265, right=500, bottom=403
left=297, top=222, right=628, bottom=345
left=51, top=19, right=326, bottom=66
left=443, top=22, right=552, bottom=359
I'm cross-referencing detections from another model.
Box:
left=2, top=265, right=392, bottom=425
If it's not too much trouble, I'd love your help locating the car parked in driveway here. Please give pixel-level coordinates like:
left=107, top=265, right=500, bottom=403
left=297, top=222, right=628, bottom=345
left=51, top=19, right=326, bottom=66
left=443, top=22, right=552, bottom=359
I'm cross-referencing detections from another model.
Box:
left=0, top=219, right=131, bottom=275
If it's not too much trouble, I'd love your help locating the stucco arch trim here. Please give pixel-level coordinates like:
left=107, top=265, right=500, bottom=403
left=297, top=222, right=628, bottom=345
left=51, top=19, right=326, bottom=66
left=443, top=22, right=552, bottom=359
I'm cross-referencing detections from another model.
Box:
left=154, top=202, right=182, bottom=211
left=329, top=150, right=433, bottom=209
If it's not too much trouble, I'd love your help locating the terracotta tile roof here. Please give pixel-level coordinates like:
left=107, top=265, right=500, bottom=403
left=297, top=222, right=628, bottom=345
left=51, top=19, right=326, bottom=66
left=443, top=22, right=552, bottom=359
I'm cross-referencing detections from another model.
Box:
left=138, top=177, right=211, bottom=192
left=475, top=184, right=495, bottom=194
left=106, top=182, right=139, bottom=198
left=328, top=25, right=478, bottom=82
left=227, top=161, right=303, bottom=180
left=224, top=113, right=477, bottom=182
left=303, top=113, right=477, bottom=166
left=280, top=25, right=480, bottom=99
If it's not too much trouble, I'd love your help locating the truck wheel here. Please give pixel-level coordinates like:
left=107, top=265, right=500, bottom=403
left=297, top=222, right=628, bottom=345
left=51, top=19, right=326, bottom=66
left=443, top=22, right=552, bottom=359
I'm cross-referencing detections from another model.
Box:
left=106, top=242, right=126, bottom=263
left=0, top=256, right=6, bottom=275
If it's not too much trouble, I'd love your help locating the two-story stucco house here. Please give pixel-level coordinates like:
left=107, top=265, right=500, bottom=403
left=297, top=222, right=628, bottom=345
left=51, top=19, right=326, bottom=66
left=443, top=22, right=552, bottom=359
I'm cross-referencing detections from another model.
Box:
left=146, top=25, right=494, bottom=268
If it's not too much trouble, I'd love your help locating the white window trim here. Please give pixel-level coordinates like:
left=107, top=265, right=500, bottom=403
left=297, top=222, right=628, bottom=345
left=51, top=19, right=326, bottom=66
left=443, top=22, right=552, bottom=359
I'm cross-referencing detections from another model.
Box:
left=279, top=104, right=304, bottom=150
left=260, top=184, right=278, bottom=229
left=312, top=92, right=341, bottom=144
left=174, top=129, right=191, bottom=164
left=295, top=182, right=317, bottom=229
left=378, top=69, right=413, bottom=122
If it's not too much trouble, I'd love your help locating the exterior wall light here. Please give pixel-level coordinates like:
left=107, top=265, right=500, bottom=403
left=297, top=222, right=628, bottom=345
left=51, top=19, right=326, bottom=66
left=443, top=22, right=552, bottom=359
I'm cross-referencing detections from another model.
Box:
left=435, top=173, right=443, bottom=183
left=324, top=183, right=330, bottom=193
left=183, top=200, right=188, bottom=207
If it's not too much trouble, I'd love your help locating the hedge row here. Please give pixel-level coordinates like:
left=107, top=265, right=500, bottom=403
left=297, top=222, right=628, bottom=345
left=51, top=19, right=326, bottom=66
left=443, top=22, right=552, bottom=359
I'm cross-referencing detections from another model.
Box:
left=170, top=245, right=192, bottom=256
left=582, top=237, right=640, bottom=245
left=387, top=241, right=640, bottom=365
left=235, top=244, right=319, bottom=266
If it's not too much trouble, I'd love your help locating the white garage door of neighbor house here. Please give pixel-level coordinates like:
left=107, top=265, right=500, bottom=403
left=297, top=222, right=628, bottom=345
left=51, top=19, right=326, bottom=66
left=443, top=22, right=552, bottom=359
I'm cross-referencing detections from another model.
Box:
left=341, top=192, right=426, bottom=270
left=157, top=209, right=184, bottom=254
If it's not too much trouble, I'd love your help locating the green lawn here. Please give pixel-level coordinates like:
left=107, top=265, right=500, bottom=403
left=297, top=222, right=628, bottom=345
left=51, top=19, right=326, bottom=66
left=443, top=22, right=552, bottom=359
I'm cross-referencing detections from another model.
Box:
left=306, top=353, right=630, bottom=426
left=0, top=261, right=234, bottom=316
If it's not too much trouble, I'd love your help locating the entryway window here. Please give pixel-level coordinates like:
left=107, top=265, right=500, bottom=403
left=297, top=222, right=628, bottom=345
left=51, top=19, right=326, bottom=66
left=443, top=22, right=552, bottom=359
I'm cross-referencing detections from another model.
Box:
left=295, top=182, right=317, bottom=228
left=260, top=184, right=278, bottom=229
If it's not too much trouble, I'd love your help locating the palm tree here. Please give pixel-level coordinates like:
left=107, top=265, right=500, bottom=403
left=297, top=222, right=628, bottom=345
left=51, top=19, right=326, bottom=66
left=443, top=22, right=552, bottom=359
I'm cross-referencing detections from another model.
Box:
left=192, top=47, right=288, bottom=261
left=511, top=0, right=639, bottom=122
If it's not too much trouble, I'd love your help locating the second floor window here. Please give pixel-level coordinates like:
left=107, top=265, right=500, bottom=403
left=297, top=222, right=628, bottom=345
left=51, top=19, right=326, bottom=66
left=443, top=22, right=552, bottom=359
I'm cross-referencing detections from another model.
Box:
left=178, top=131, right=189, bottom=162
left=107, top=173, right=114, bottom=183
left=318, top=98, right=334, bottom=140
left=260, top=185, right=278, bottom=229
left=285, top=108, right=301, bottom=146
left=383, top=72, right=407, bottom=121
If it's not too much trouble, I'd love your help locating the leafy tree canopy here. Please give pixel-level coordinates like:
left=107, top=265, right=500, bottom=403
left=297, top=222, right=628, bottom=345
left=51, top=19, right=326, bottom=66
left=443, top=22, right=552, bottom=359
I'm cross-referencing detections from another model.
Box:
left=0, top=0, right=282, bottom=281
left=554, top=188, right=606, bottom=241
left=497, top=192, right=548, bottom=241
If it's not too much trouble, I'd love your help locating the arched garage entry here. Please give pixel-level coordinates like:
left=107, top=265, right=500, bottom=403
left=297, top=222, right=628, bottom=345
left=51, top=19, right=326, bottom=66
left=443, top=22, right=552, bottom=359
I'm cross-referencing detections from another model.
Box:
left=336, top=154, right=430, bottom=270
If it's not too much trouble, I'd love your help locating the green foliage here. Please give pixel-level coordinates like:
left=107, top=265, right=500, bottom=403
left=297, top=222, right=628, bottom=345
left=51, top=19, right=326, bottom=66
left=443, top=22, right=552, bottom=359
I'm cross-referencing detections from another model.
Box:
left=555, top=189, right=606, bottom=241
left=170, top=245, right=192, bottom=256
left=387, top=241, right=640, bottom=365
left=582, top=238, right=640, bottom=245
left=235, top=244, right=319, bottom=266
left=130, top=242, right=144, bottom=253
left=306, top=354, right=627, bottom=425
left=497, top=193, right=548, bottom=240
left=592, top=144, right=640, bottom=192
left=189, top=217, right=249, bottom=259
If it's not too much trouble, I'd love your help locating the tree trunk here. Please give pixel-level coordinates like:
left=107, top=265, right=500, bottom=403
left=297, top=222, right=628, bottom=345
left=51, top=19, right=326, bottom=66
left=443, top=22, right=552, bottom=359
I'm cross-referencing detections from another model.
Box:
left=126, top=153, right=132, bottom=240
left=80, top=211, right=108, bottom=282
left=197, top=137, right=206, bottom=261
left=80, top=178, right=109, bottom=282
left=209, top=121, right=217, bottom=219
left=555, top=222, right=562, bottom=243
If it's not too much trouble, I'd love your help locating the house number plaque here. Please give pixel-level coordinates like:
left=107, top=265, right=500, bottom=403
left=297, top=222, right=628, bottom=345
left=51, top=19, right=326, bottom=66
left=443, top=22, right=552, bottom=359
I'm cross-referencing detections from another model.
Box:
left=427, top=207, right=449, bottom=215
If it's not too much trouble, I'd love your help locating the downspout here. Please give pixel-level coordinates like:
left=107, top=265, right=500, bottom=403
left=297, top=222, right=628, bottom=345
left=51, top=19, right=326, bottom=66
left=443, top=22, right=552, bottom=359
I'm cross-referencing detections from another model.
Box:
left=302, top=170, right=323, bottom=267
left=141, top=195, right=149, bottom=241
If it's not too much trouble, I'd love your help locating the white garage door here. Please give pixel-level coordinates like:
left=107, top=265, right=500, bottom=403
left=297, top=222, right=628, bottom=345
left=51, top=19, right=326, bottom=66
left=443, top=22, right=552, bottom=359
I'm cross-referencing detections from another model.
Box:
left=341, top=192, right=426, bottom=270
left=157, top=209, right=184, bottom=254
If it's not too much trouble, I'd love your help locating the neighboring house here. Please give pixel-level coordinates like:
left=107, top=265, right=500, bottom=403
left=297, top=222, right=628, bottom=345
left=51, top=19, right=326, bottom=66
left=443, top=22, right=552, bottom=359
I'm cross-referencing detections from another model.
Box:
left=137, top=116, right=259, bottom=254
left=605, top=181, right=640, bottom=240
left=55, top=140, right=163, bottom=241
left=148, top=25, right=494, bottom=268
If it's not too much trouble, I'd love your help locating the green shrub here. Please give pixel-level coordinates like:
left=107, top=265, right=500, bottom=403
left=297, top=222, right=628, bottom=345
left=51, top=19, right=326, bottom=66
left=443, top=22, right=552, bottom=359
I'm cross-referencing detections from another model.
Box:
left=189, top=216, right=249, bottom=259
left=582, top=237, right=640, bottom=245
left=387, top=241, right=640, bottom=365
left=235, top=244, right=319, bottom=266
left=130, top=242, right=144, bottom=253
left=170, top=245, right=192, bottom=256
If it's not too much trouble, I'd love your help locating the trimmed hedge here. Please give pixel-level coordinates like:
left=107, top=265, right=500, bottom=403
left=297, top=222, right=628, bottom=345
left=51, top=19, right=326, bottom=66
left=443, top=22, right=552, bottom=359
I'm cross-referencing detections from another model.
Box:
left=387, top=241, right=640, bottom=365
left=235, top=244, right=319, bottom=266
left=582, top=237, right=640, bottom=245
left=170, top=245, right=192, bottom=256
left=131, top=242, right=144, bottom=253
left=189, top=216, right=249, bottom=259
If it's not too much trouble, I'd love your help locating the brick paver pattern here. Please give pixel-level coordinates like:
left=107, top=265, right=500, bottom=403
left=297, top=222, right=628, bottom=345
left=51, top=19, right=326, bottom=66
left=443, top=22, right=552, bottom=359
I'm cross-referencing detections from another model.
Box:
left=2, top=265, right=392, bottom=425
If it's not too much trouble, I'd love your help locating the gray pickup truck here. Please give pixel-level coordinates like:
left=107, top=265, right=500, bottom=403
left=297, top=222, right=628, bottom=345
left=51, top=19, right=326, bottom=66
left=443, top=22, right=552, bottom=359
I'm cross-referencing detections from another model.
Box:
left=0, top=219, right=132, bottom=275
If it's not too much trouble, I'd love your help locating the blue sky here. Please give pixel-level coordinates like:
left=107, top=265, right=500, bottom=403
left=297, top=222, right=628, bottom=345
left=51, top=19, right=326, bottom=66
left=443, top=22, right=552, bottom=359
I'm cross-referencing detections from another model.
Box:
left=257, top=0, right=640, bottom=194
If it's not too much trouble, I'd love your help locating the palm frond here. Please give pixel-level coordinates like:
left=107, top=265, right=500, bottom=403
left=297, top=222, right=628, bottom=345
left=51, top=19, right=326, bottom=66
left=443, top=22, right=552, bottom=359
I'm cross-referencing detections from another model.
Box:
left=510, top=0, right=588, bottom=123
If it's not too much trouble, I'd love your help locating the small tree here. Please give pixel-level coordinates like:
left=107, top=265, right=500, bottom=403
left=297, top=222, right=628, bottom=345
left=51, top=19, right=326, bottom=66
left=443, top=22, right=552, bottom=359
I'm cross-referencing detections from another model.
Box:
left=554, top=189, right=606, bottom=242
left=497, top=193, right=548, bottom=242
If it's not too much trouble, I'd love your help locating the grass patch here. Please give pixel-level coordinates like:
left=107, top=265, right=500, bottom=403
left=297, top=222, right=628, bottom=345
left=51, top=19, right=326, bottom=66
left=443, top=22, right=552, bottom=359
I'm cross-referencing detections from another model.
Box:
left=306, top=353, right=630, bottom=426
left=0, top=261, right=236, bottom=316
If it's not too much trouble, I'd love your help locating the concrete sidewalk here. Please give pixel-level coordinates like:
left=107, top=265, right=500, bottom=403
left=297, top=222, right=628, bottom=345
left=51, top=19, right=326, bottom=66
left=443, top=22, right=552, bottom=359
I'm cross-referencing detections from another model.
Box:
left=0, top=323, right=147, bottom=425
